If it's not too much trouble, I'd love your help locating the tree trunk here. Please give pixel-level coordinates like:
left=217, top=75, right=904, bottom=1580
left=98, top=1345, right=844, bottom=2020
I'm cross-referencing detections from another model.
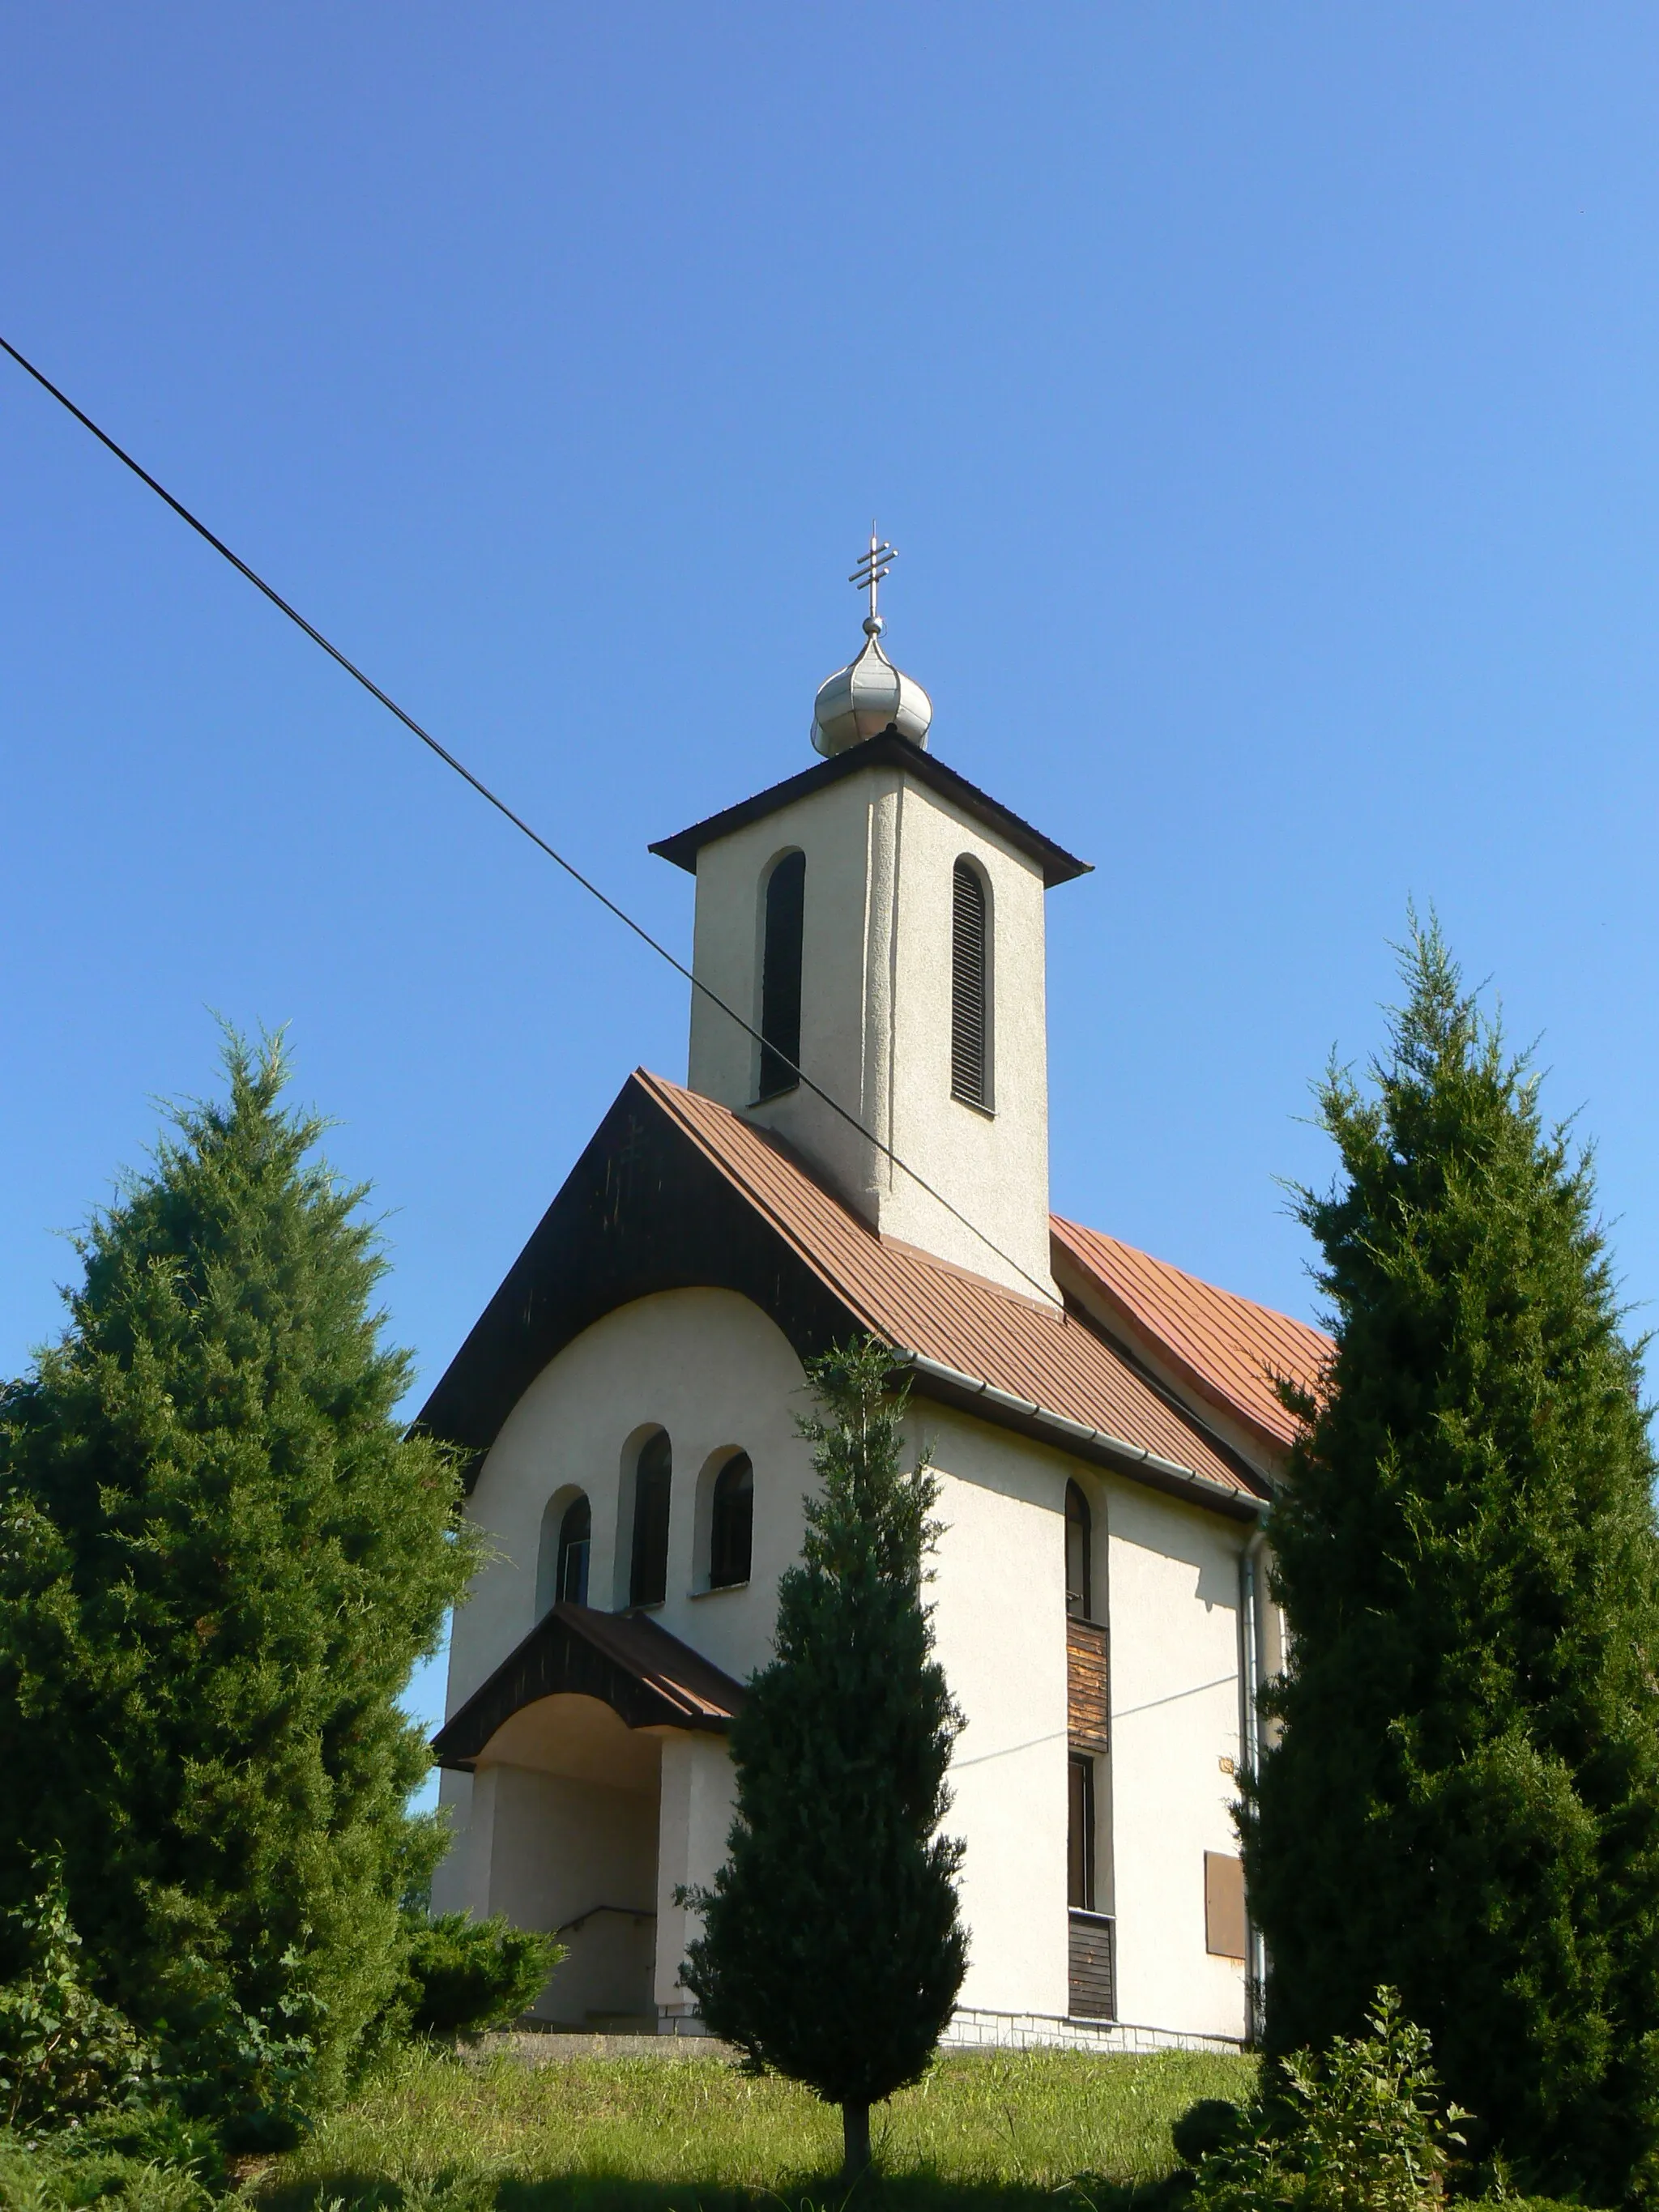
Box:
left=841, top=2100, right=872, bottom=2182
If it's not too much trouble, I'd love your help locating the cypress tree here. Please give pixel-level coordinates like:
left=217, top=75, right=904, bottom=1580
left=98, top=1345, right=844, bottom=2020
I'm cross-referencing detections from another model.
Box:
left=682, top=1340, right=966, bottom=2179
left=1241, top=919, right=1659, bottom=2201
left=0, top=1036, right=476, bottom=2144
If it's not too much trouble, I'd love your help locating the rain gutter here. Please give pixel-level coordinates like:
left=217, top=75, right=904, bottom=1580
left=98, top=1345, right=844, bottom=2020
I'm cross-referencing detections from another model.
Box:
left=891, top=1348, right=1269, bottom=1524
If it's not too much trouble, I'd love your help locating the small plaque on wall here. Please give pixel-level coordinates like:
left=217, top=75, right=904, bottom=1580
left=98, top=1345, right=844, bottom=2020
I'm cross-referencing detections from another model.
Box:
left=1205, top=1850, right=1247, bottom=1961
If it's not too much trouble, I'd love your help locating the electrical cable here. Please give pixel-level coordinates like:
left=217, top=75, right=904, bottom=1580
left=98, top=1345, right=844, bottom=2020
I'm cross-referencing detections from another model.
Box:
left=1, top=331, right=1065, bottom=1312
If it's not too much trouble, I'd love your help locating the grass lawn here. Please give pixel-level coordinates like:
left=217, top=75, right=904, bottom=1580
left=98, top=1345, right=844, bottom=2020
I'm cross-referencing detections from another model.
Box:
left=252, top=2042, right=1257, bottom=2212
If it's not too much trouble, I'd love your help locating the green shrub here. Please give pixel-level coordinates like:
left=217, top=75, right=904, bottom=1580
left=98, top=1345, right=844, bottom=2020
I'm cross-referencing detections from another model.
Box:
left=0, top=2129, right=214, bottom=2212
left=399, top=1912, right=562, bottom=2035
left=1187, top=1988, right=1466, bottom=2212
left=0, top=1037, right=479, bottom=2145
left=0, top=1866, right=151, bottom=2134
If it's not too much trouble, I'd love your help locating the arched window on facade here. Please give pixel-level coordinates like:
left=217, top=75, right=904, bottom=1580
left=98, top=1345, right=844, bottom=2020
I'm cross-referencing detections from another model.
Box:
left=1065, top=1480, right=1092, bottom=1621
left=950, top=857, right=990, bottom=1109
left=708, top=1451, right=754, bottom=1589
left=554, top=1493, right=591, bottom=1608
left=758, top=850, right=806, bottom=1100
left=629, top=1430, right=672, bottom=1608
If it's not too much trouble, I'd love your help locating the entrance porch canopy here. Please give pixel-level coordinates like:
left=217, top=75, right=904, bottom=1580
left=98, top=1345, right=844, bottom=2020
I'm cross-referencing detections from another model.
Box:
left=432, top=1602, right=746, bottom=1771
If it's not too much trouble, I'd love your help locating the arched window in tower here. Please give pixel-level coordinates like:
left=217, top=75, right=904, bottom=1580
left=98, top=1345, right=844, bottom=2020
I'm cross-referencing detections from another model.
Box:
left=554, top=1493, right=591, bottom=1607
left=629, top=1430, right=672, bottom=1608
left=758, top=850, right=806, bottom=1100
left=950, top=858, right=991, bottom=1109
left=708, top=1451, right=754, bottom=1589
left=1065, top=1480, right=1093, bottom=1620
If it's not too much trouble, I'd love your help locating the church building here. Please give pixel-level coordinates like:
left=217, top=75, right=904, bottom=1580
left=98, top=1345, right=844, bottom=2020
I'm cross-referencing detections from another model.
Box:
left=424, top=543, right=1328, bottom=2051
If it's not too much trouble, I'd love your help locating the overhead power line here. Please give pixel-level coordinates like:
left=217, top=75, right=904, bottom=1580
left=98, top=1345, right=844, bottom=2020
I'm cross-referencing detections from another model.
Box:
left=0, top=331, right=1064, bottom=1312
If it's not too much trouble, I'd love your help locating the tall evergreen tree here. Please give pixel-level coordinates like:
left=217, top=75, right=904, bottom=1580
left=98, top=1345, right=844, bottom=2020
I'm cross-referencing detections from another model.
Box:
left=683, top=1340, right=966, bottom=2179
left=0, top=1036, right=476, bottom=2143
left=1241, top=919, right=1659, bottom=2201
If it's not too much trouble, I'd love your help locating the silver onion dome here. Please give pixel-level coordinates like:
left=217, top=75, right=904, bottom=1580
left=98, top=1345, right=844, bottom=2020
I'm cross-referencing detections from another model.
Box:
left=811, top=531, right=933, bottom=757
left=811, top=619, right=933, bottom=757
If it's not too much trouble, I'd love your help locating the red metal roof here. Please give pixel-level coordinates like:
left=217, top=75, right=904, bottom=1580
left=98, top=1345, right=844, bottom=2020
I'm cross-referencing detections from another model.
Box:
left=1051, top=1217, right=1329, bottom=1453
left=638, top=1072, right=1269, bottom=1503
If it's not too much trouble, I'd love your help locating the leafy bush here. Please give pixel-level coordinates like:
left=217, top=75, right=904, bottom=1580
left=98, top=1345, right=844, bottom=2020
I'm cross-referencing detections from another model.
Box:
left=399, top=1912, right=562, bottom=2035
left=1185, top=1988, right=1466, bottom=2212
left=0, top=1867, right=151, bottom=2134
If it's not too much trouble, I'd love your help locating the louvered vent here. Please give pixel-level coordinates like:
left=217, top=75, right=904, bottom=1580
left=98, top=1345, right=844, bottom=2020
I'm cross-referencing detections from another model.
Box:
left=950, top=859, right=989, bottom=1108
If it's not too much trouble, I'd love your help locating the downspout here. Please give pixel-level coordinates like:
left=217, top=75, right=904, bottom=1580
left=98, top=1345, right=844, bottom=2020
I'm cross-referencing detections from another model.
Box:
left=1238, top=1529, right=1269, bottom=2044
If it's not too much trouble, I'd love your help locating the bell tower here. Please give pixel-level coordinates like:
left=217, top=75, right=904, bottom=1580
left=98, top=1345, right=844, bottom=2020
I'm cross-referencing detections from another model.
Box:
left=650, top=537, right=1090, bottom=1301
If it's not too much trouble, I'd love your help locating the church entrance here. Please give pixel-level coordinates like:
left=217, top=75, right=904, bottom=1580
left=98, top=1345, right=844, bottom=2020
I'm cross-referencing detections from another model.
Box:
left=467, top=1694, right=662, bottom=2027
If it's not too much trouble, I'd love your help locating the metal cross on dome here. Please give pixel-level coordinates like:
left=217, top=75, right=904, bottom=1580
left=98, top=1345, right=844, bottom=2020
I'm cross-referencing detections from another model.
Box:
left=848, top=526, right=897, bottom=633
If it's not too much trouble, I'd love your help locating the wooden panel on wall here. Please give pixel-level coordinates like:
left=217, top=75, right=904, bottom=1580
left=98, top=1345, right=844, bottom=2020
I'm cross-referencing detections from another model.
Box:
left=1068, top=1909, right=1115, bottom=2021
left=1205, top=1850, right=1247, bottom=1961
left=1067, top=1617, right=1109, bottom=1750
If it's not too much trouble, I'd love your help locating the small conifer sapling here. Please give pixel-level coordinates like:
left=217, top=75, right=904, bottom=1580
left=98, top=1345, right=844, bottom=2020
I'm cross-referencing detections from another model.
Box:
left=683, top=1339, right=966, bottom=2180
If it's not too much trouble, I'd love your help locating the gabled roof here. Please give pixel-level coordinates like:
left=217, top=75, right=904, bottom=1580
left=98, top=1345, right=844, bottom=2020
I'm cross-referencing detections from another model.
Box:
left=1052, top=1217, right=1330, bottom=1455
left=432, top=1603, right=744, bottom=1771
left=648, top=729, right=1091, bottom=889
left=417, top=1069, right=1269, bottom=1521
left=642, top=1075, right=1265, bottom=1508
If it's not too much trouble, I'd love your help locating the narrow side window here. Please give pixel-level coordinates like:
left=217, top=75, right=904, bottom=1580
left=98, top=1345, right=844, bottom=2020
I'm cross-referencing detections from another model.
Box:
left=708, top=1452, right=754, bottom=1589
left=758, top=850, right=806, bottom=1100
left=1068, top=1754, right=1097, bottom=1911
left=950, top=858, right=990, bottom=1108
left=556, top=1494, right=591, bottom=1608
left=1065, top=1480, right=1092, bottom=1620
left=629, top=1430, right=672, bottom=1607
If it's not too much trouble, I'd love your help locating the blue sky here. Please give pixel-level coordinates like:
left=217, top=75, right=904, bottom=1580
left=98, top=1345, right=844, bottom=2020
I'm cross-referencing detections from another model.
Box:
left=6, top=7, right=1657, bottom=1758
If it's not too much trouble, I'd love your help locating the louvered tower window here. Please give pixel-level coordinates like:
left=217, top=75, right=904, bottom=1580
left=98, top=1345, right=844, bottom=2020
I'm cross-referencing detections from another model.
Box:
left=950, top=858, right=991, bottom=1109
left=758, top=850, right=805, bottom=1100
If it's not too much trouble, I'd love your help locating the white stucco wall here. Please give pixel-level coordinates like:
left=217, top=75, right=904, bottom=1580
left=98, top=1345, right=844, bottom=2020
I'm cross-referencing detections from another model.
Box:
left=654, top=1733, right=738, bottom=2016
left=1105, top=1479, right=1250, bottom=2039
left=920, top=1404, right=1071, bottom=2019
left=444, top=1288, right=817, bottom=1706
left=682, top=760, right=1056, bottom=1296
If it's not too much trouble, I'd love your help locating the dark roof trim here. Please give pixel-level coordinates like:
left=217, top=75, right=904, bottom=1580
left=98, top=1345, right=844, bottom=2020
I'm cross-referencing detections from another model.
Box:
left=649, top=729, right=1091, bottom=889
left=432, top=1602, right=746, bottom=1771
left=898, top=1351, right=1268, bottom=1523
left=415, top=1074, right=862, bottom=1472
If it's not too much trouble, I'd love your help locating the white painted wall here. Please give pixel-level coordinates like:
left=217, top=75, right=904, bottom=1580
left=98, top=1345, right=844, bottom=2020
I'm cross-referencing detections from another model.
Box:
left=683, top=757, right=1057, bottom=1296
left=920, top=1404, right=1070, bottom=2019
left=443, top=1288, right=817, bottom=1707
left=654, top=1733, right=738, bottom=2018
left=1105, top=1479, right=1251, bottom=2039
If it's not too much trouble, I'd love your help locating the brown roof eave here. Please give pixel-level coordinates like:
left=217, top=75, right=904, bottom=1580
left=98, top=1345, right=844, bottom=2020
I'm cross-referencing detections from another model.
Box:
left=433, top=1603, right=746, bottom=1771
left=897, top=1349, right=1270, bottom=1523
